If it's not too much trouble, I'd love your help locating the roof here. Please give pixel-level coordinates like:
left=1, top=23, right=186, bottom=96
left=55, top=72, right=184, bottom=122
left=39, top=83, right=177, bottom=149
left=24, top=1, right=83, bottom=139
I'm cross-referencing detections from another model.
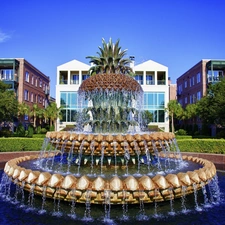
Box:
left=206, top=60, right=225, bottom=70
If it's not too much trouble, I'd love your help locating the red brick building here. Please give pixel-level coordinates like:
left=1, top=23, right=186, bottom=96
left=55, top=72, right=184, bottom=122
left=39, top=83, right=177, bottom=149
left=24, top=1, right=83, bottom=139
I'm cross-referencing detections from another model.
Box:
left=176, top=59, right=225, bottom=135
left=0, top=58, right=50, bottom=128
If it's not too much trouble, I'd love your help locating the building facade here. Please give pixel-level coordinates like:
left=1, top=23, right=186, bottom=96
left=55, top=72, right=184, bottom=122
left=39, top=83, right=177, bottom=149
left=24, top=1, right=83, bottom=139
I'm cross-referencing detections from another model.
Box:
left=56, top=59, right=169, bottom=132
left=177, top=59, right=225, bottom=108
left=176, top=59, right=225, bottom=135
left=0, top=58, right=50, bottom=127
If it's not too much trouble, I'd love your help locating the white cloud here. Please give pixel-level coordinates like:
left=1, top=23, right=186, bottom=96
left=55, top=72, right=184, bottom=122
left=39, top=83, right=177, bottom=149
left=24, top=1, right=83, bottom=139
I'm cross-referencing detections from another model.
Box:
left=0, top=30, right=11, bottom=43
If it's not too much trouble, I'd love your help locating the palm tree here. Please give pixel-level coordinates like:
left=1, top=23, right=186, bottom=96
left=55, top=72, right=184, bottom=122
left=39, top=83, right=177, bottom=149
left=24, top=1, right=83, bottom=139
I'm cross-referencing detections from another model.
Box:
left=184, top=103, right=197, bottom=123
left=45, top=102, right=62, bottom=130
left=86, top=38, right=133, bottom=76
left=18, top=102, right=30, bottom=122
left=30, top=103, right=40, bottom=128
left=166, top=100, right=183, bottom=133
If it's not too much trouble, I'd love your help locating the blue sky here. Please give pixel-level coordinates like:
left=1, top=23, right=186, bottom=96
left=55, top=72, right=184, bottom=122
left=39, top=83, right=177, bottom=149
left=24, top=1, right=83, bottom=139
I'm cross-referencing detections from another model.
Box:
left=1, top=0, right=225, bottom=98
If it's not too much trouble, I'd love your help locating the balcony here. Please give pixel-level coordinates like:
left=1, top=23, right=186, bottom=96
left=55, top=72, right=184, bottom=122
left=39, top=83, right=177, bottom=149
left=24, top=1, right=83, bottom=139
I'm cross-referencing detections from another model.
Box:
left=207, top=75, right=223, bottom=84
left=157, top=80, right=166, bottom=85
left=146, top=80, right=155, bottom=85
left=0, top=69, right=18, bottom=82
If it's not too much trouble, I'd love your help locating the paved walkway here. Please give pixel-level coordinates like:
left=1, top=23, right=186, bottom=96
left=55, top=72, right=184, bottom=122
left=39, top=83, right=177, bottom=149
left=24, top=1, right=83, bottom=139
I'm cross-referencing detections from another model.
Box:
left=0, top=151, right=39, bottom=169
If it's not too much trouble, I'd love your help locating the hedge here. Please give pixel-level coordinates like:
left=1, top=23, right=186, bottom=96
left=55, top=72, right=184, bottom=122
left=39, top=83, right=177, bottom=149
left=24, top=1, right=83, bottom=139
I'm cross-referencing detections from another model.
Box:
left=177, top=139, right=225, bottom=154
left=0, top=137, right=225, bottom=154
left=0, top=138, right=44, bottom=152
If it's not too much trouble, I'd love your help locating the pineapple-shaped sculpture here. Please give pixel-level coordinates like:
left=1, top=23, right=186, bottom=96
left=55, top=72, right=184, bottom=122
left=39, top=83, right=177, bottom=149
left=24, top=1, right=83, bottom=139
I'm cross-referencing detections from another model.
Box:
left=78, top=38, right=143, bottom=133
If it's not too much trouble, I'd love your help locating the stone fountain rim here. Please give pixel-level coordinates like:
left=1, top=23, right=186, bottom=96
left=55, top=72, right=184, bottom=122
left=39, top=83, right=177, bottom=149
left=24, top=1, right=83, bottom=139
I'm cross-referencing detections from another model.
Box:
left=3, top=153, right=217, bottom=204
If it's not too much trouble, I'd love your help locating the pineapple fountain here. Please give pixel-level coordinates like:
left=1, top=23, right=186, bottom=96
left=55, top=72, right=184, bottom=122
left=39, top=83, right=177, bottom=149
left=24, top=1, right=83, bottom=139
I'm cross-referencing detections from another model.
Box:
left=0, top=39, right=220, bottom=223
left=3, top=73, right=217, bottom=206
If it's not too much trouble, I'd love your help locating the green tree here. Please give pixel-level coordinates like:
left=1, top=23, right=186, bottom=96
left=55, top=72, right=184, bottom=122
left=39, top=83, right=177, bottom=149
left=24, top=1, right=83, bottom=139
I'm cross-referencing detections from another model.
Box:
left=197, top=78, right=225, bottom=127
left=141, top=110, right=153, bottom=130
left=184, top=103, right=197, bottom=121
left=30, top=103, right=41, bottom=128
left=166, top=100, right=183, bottom=133
left=184, top=103, right=198, bottom=133
left=0, top=81, right=18, bottom=122
left=18, top=102, right=30, bottom=122
left=86, top=38, right=133, bottom=76
left=45, top=102, right=62, bottom=130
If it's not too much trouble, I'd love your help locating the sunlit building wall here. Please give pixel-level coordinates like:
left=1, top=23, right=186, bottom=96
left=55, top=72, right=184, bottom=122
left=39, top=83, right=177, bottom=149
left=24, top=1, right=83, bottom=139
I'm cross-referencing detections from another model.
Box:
left=56, top=59, right=169, bottom=132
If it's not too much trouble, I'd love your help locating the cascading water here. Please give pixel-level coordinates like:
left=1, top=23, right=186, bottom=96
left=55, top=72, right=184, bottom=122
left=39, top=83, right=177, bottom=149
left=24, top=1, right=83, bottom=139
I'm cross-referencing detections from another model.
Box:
left=0, top=72, right=222, bottom=224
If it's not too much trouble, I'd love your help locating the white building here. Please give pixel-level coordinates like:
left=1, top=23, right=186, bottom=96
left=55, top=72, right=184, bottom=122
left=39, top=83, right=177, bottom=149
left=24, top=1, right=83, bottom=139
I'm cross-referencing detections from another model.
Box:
left=56, top=59, right=169, bottom=132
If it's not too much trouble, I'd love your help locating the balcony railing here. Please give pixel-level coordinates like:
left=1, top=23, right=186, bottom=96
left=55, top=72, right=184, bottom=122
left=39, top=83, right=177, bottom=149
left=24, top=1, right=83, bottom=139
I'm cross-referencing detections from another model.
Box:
left=0, top=75, right=18, bottom=82
left=207, top=75, right=223, bottom=83
left=146, top=80, right=155, bottom=85
left=157, top=80, right=166, bottom=85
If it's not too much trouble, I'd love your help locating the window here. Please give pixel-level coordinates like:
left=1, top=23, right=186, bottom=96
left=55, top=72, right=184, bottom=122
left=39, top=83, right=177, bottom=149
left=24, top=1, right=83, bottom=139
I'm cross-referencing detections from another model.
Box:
left=24, top=90, right=29, bottom=101
left=178, top=99, right=183, bottom=105
left=35, top=78, right=38, bottom=87
left=197, top=91, right=201, bottom=100
left=25, top=71, right=29, bottom=82
left=31, top=93, right=33, bottom=102
left=208, top=70, right=223, bottom=82
left=185, top=97, right=187, bottom=104
left=71, top=74, right=79, bottom=84
left=38, top=95, right=42, bottom=104
left=178, top=84, right=182, bottom=95
left=0, top=69, right=13, bottom=80
left=143, top=92, right=165, bottom=122
left=197, top=72, right=201, bottom=83
left=192, top=76, right=195, bottom=86
left=39, top=79, right=42, bottom=87
left=31, top=75, right=34, bottom=85
left=60, top=71, right=68, bottom=84
left=135, top=74, right=143, bottom=85
left=190, top=95, right=193, bottom=104
left=184, top=81, right=187, bottom=88
left=146, top=75, right=154, bottom=85
left=82, top=74, right=90, bottom=81
left=60, top=91, right=88, bottom=122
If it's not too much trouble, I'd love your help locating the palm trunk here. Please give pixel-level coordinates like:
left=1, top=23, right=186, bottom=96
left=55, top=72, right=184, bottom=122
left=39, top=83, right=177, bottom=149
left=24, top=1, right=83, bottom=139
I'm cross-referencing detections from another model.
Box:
left=171, top=113, right=174, bottom=133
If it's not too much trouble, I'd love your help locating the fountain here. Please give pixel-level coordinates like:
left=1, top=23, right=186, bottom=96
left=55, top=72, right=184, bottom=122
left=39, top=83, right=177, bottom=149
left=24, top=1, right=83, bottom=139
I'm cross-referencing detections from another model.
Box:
left=0, top=39, right=222, bottom=223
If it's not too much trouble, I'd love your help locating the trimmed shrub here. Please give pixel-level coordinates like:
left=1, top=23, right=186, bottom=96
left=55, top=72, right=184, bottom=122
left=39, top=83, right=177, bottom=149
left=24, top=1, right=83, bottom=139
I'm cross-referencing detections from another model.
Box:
left=50, top=125, right=55, bottom=131
left=41, top=128, right=47, bottom=134
left=0, top=128, right=12, bottom=137
left=16, top=123, right=25, bottom=137
left=176, top=129, right=187, bottom=135
left=33, top=134, right=46, bottom=138
left=177, top=139, right=225, bottom=154
left=27, top=124, right=34, bottom=138
left=0, top=138, right=44, bottom=152
left=36, top=126, right=42, bottom=134
left=216, top=130, right=225, bottom=139
left=175, top=135, right=192, bottom=139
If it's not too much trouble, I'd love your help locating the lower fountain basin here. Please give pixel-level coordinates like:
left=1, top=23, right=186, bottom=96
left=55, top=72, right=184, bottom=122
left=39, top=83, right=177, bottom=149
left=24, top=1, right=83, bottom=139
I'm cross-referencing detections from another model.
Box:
left=0, top=169, right=223, bottom=225
left=3, top=153, right=217, bottom=204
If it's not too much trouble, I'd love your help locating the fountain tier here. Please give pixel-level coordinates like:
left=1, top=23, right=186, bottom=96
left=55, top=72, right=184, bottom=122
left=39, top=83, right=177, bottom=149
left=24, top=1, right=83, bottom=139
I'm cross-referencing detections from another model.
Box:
left=3, top=131, right=217, bottom=205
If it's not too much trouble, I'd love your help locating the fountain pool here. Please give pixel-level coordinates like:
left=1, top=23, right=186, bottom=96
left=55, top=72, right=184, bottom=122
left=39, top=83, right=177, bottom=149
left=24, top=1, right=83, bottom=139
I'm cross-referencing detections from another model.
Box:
left=0, top=40, right=222, bottom=223
left=0, top=169, right=224, bottom=225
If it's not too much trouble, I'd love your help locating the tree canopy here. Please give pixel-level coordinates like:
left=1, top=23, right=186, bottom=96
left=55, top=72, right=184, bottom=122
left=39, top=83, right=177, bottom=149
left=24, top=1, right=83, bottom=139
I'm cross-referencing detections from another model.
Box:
left=0, top=81, right=18, bottom=122
left=166, top=100, right=183, bottom=133
left=86, top=38, right=133, bottom=76
left=197, top=78, right=225, bottom=127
